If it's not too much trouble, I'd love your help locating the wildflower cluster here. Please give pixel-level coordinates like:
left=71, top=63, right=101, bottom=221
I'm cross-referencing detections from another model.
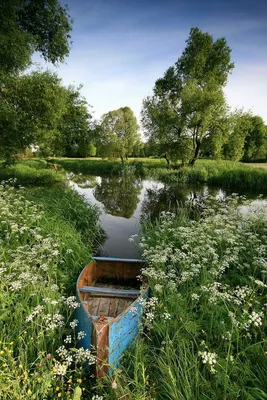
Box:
left=140, top=194, right=267, bottom=388
left=0, top=182, right=96, bottom=399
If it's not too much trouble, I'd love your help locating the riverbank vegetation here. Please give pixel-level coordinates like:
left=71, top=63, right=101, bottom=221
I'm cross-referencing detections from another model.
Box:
left=0, top=180, right=102, bottom=399
left=1, top=1, right=267, bottom=399
left=46, top=157, right=267, bottom=192
left=101, top=195, right=267, bottom=399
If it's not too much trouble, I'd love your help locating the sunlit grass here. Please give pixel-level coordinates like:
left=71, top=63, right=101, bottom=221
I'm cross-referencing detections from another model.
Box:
left=100, top=195, right=267, bottom=399
left=0, top=181, right=101, bottom=399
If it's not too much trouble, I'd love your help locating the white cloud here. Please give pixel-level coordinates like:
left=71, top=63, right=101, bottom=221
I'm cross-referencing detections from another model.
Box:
left=30, top=15, right=267, bottom=126
left=225, top=63, right=267, bottom=122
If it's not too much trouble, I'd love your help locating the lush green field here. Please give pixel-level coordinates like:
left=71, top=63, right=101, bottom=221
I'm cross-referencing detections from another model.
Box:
left=1, top=159, right=267, bottom=399
left=50, top=157, right=267, bottom=192
left=2, top=158, right=267, bottom=192
left=0, top=159, right=64, bottom=186
left=149, top=159, right=267, bottom=191
left=101, top=196, right=267, bottom=399
left=0, top=179, right=102, bottom=399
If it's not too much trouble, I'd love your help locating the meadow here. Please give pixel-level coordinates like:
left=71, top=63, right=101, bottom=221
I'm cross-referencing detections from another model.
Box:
left=0, top=177, right=102, bottom=399
left=50, top=157, right=267, bottom=192
left=0, top=158, right=267, bottom=399
left=101, top=196, right=267, bottom=399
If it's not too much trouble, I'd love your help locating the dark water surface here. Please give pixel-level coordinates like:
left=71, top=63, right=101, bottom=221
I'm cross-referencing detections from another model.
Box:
left=69, top=173, right=261, bottom=259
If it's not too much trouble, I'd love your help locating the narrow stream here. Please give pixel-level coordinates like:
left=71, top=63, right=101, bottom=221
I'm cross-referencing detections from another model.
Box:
left=69, top=173, right=262, bottom=259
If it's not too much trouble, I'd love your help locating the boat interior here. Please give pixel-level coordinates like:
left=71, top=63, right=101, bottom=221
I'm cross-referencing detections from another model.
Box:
left=77, top=259, right=144, bottom=320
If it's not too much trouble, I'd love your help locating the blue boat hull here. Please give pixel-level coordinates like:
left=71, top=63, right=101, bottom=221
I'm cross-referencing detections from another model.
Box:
left=76, top=257, right=148, bottom=377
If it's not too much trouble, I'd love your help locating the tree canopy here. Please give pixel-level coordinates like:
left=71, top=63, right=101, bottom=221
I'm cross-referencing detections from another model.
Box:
left=0, top=70, right=67, bottom=161
left=142, top=27, right=234, bottom=166
left=97, top=107, right=140, bottom=162
left=0, top=0, right=72, bottom=77
left=52, top=86, right=94, bottom=158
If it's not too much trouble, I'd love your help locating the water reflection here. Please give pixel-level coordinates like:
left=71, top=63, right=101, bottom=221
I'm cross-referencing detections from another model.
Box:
left=69, top=172, right=263, bottom=259
left=94, top=175, right=142, bottom=219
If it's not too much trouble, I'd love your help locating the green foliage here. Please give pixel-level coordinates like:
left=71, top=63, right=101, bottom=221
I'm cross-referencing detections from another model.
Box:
left=149, top=159, right=267, bottom=191
left=243, top=116, right=267, bottom=162
left=98, top=107, right=140, bottom=162
left=142, top=27, right=234, bottom=166
left=88, top=142, right=97, bottom=157
left=0, top=0, right=72, bottom=76
left=0, top=70, right=67, bottom=160
left=53, top=86, right=94, bottom=158
left=0, top=163, right=64, bottom=185
left=51, top=157, right=125, bottom=175
left=102, top=195, right=267, bottom=399
left=223, top=111, right=252, bottom=161
left=50, top=157, right=267, bottom=192
left=0, top=181, right=99, bottom=399
left=25, top=185, right=101, bottom=252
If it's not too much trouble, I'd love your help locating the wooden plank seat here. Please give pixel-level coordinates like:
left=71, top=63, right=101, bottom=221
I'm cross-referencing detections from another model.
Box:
left=79, top=286, right=140, bottom=298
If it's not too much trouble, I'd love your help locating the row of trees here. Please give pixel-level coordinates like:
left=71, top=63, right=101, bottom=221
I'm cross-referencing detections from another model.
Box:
left=141, top=27, right=267, bottom=165
left=0, top=71, right=97, bottom=161
left=0, top=0, right=142, bottom=163
left=0, top=2, right=266, bottom=165
left=0, top=69, right=142, bottom=162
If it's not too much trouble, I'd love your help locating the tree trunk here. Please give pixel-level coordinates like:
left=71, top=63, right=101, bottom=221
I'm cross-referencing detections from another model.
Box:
left=164, top=152, right=171, bottom=169
left=120, top=154, right=124, bottom=164
left=189, top=140, right=201, bottom=166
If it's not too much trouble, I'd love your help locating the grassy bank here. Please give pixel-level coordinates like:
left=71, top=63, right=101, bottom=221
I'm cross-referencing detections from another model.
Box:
left=0, top=160, right=65, bottom=186
left=148, top=159, right=267, bottom=192
left=0, top=178, right=101, bottom=399
left=101, top=196, right=267, bottom=399
left=50, top=157, right=267, bottom=192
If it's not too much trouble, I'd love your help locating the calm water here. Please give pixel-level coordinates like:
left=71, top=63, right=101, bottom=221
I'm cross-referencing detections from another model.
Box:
left=69, top=173, right=260, bottom=259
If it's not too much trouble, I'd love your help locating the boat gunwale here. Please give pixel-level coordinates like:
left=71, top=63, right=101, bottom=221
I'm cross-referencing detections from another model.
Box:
left=76, top=258, right=148, bottom=325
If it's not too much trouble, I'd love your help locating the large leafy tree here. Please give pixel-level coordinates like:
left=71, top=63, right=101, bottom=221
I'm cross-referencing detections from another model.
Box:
left=243, top=116, right=267, bottom=162
left=142, top=27, right=234, bottom=167
left=52, top=86, right=94, bottom=158
left=0, top=0, right=72, bottom=77
left=0, top=70, right=67, bottom=161
left=223, top=111, right=253, bottom=161
left=98, top=107, right=140, bottom=163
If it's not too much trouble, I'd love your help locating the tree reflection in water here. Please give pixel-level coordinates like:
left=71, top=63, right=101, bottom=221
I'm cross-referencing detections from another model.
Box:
left=140, top=184, right=221, bottom=222
left=94, top=175, right=142, bottom=219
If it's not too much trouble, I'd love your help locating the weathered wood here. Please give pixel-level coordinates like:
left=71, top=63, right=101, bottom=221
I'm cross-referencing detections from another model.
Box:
left=76, top=257, right=149, bottom=378
left=79, top=286, right=140, bottom=298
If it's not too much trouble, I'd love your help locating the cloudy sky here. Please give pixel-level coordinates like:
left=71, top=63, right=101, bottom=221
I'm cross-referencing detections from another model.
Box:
left=33, top=0, right=267, bottom=124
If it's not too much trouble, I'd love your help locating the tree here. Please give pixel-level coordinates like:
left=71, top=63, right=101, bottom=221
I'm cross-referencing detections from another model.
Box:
left=98, top=107, right=140, bottom=163
left=0, top=70, right=67, bottom=161
left=243, top=116, right=267, bottom=162
left=201, top=114, right=231, bottom=159
left=142, top=27, right=234, bottom=167
left=0, top=0, right=72, bottom=77
left=53, top=86, right=94, bottom=158
left=223, top=111, right=252, bottom=161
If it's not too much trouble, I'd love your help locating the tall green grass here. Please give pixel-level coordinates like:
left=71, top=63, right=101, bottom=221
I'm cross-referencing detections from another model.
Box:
left=100, top=196, right=267, bottom=399
left=24, top=185, right=102, bottom=259
left=0, top=162, right=64, bottom=185
left=50, top=157, right=267, bottom=192
left=0, top=180, right=101, bottom=399
left=149, top=160, right=267, bottom=192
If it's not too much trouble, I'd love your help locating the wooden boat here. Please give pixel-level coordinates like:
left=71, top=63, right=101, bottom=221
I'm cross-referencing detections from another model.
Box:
left=76, top=257, right=148, bottom=378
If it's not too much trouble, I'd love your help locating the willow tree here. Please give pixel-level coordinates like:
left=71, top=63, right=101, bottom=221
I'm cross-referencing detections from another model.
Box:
left=142, top=27, right=234, bottom=167
left=98, top=107, right=140, bottom=163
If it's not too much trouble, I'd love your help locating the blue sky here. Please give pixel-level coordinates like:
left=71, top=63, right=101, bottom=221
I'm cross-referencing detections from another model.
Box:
left=33, top=0, right=267, bottom=124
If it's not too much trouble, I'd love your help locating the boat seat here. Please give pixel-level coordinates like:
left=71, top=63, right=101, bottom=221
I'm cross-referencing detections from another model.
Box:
left=79, top=286, right=140, bottom=298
